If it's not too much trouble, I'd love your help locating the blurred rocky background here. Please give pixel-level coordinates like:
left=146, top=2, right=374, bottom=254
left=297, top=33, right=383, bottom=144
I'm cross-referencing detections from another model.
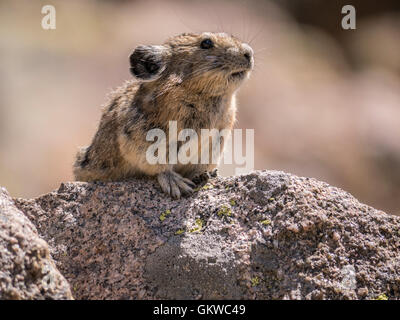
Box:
left=0, top=0, right=399, bottom=214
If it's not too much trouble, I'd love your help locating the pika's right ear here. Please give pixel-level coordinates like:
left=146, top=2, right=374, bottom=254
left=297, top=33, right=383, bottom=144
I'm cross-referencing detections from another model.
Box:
left=129, top=45, right=167, bottom=80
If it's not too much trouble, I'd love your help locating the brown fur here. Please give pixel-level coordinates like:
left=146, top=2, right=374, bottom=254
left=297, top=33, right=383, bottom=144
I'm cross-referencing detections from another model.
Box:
left=74, top=32, right=253, bottom=198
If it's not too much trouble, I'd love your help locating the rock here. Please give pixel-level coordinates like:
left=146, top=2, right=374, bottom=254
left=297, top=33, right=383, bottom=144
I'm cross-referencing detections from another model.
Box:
left=0, top=187, right=72, bottom=300
left=12, top=170, right=400, bottom=300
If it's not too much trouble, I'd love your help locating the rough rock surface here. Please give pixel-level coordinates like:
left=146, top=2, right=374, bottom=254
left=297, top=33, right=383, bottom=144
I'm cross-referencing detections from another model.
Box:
left=12, top=170, right=400, bottom=300
left=0, top=187, right=72, bottom=299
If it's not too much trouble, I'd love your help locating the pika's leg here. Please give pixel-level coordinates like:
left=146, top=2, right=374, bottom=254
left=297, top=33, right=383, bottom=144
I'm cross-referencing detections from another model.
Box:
left=119, top=133, right=196, bottom=199
left=157, top=170, right=196, bottom=199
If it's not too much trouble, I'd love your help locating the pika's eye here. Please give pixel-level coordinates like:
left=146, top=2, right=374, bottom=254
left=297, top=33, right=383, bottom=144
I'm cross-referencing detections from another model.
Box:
left=200, top=39, right=214, bottom=49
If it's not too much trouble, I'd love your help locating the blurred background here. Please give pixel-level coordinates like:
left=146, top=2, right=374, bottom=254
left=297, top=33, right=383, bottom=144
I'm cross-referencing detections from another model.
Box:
left=0, top=0, right=399, bottom=215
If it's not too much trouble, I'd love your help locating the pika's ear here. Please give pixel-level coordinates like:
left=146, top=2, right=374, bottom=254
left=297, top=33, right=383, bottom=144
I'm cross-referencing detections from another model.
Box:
left=129, top=45, right=167, bottom=80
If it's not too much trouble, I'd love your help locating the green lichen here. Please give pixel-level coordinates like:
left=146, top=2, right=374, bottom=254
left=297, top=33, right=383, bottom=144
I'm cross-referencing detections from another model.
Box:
left=175, top=229, right=185, bottom=235
left=268, top=197, right=275, bottom=202
left=218, top=205, right=232, bottom=217
left=194, top=184, right=214, bottom=192
left=230, top=199, right=236, bottom=206
left=159, top=209, right=171, bottom=221
left=202, top=184, right=214, bottom=190
left=375, top=293, right=388, bottom=300
left=251, top=276, right=260, bottom=287
left=260, top=219, right=271, bottom=225
left=189, top=218, right=203, bottom=233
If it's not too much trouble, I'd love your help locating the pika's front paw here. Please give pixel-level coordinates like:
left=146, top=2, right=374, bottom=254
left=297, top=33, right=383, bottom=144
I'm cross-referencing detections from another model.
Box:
left=191, top=172, right=210, bottom=187
left=157, top=171, right=196, bottom=199
left=191, top=168, right=218, bottom=186
left=209, top=168, right=218, bottom=178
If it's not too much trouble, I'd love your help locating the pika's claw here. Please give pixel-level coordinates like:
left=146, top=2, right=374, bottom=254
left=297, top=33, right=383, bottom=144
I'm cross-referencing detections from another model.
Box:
left=157, top=172, right=171, bottom=195
left=180, top=177, right=197, bottom=188
left=169, top=175, right=181, bottom=199
left=157, top=171, right=194, bottom=199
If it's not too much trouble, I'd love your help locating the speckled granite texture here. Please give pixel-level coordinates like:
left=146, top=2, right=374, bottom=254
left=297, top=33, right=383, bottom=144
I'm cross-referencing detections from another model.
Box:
left=0, top=187, right=72, bottom=300
left=10, top=170, right=400, bottom=300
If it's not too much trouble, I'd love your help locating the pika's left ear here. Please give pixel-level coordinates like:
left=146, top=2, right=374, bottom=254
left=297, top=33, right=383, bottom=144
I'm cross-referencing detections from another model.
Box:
left=129, top=45, right=168, bottom=80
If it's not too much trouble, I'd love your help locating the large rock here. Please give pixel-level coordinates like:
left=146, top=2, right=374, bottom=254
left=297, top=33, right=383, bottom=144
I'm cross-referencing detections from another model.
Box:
left=13, top=170, right=400, bottom=300
left=0, top=187, right=72, bottom=299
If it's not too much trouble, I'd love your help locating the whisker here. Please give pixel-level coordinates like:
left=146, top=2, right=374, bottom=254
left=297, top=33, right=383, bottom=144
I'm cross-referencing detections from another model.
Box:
left=254, top=47, right=269, bottom=53
left=248, top=22, right=266, bottom=46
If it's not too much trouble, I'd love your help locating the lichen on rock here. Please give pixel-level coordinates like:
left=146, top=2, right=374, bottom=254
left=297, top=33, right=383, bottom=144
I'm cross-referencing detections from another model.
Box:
left=2, top=170, right=400, bottom=300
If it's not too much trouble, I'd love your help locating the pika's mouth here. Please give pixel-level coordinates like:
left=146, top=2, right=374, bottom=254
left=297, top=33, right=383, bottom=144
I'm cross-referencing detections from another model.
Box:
left=229, top=70, right=247, bottom=81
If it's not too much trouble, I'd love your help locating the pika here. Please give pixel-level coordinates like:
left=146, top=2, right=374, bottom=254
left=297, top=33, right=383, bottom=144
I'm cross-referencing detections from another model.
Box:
left=74, top=32, right=253, bottom=199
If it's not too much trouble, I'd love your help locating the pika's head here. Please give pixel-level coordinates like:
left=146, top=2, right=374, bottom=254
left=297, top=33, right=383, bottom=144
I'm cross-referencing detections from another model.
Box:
left=129, top=32, right=254, bottom=95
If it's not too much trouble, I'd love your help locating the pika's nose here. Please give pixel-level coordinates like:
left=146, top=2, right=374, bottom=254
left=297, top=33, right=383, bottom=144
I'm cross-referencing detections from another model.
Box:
left=244, top=52, right=251, bottom=62
left=242, top=43, right=254, bottom=64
